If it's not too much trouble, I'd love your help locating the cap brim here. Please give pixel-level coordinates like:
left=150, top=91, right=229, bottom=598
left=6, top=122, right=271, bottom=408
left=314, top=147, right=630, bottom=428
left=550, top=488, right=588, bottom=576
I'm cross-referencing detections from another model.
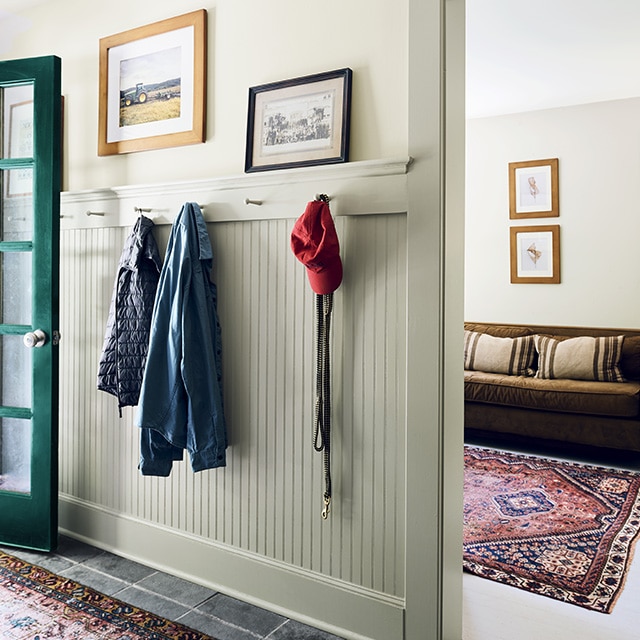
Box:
left=306, top=258, right=343, bottom=295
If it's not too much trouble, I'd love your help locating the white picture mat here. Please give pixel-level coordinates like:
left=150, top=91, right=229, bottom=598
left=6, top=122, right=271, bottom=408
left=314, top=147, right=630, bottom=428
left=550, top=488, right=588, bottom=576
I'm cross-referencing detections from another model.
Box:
left=516, top=229, right=554, bottom=278
left=106, top=26, right=194, bottom=143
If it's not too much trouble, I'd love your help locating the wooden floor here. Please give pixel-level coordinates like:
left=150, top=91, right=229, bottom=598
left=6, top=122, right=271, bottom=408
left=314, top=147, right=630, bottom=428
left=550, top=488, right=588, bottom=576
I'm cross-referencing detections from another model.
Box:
left=463, top=559, right=640, bottom=640
left=462, top=438, right=640, bottom=640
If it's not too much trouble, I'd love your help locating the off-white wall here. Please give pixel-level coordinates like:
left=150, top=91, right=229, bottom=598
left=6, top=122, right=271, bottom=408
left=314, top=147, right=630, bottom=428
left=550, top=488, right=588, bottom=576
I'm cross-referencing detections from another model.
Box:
left=465, top=97, right=640, bottom=329
left=2, top=0, right=407, bottom=191
left=1, top=2, right=466, bottom=639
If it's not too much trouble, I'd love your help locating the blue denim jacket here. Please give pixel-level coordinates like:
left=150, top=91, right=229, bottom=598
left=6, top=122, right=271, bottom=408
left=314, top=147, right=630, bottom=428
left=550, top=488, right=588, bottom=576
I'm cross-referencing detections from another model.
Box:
left=136, top=203, right=227, bottom=476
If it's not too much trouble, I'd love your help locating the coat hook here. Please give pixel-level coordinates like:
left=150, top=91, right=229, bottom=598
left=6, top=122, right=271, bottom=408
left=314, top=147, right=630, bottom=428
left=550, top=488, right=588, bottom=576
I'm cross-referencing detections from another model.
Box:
left=134, top=207, right=152, bottom=213
left=245, top=198, right=263, bottom=206
left=315, top=193, right=331, bottom=203
left=85, top=210, right=105, bottom=217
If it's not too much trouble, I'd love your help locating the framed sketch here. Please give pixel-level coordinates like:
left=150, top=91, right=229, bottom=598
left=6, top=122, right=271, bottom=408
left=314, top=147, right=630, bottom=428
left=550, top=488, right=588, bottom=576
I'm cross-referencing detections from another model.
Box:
left=245, top=68, right=352, bottom=173
left=98, top=9, right=206, bottom=156
left=510, top=224, right=560, bottom=284
left=509, top=158, right=559, bottom=219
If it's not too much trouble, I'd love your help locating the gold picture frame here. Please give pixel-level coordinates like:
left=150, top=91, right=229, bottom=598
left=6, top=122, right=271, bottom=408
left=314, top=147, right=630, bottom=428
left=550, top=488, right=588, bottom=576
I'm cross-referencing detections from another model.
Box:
left=509, top=158, right=559, bottom=219
left=98, top=10, right=206, bottom=156
left=510, top=224, right=560, bottom=284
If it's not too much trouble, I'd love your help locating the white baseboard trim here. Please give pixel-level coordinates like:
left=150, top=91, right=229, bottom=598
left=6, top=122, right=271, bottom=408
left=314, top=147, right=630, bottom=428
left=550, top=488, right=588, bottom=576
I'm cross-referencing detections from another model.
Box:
left=59, top=494, right=405, bottom=640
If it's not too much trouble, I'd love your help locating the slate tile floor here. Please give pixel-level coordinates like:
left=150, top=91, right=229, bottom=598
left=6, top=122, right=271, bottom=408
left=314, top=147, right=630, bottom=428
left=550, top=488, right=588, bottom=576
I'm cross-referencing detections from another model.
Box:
left=1, top=535, right=344, bottom=640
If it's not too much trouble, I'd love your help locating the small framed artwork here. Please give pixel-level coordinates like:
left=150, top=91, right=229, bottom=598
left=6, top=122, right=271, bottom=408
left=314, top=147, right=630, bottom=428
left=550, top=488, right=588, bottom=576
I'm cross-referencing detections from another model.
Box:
left=98, top=9, right=207, bottom=156
left=510, top=224, right=560, bottom=284
left=245, top=68, right=352, bottom=173
left=509, top=158, right=559, bottom=219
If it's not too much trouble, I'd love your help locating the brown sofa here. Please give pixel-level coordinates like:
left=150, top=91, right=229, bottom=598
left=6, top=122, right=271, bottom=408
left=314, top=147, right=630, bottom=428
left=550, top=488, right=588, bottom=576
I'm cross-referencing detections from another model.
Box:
left=464, top=322, right=640, bottom=453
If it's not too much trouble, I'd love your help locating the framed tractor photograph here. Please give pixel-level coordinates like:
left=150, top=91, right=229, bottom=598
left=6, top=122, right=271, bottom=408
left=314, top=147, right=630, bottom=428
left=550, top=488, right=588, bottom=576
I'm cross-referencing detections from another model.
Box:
left=98, top=10, right=206, bottom=155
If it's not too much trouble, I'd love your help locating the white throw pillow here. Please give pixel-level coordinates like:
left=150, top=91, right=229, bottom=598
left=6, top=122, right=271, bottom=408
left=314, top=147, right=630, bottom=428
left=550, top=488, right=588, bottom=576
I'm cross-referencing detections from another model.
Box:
left=464, top=330, right=536, bottom=376
left=534, top=334, right=626, bottom=382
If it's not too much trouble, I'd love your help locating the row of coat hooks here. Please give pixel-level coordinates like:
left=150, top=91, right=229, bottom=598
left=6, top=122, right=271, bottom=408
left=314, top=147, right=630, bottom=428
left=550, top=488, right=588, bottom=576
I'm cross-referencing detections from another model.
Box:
left=79, top=195, right=331, bottom=217
left=244, top=193, right=332, bottom=206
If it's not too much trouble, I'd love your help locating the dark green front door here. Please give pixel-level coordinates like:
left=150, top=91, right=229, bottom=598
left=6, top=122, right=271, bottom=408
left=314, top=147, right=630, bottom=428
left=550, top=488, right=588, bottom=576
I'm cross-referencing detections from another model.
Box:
left=0, top=56, right=61, bottom=551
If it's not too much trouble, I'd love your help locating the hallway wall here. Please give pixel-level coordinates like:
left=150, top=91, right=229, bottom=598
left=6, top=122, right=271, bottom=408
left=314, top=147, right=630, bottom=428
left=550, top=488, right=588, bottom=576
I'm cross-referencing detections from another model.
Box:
left=465, top=97, right=640, bottom=328
left=1, top=1, right=464, bottom=638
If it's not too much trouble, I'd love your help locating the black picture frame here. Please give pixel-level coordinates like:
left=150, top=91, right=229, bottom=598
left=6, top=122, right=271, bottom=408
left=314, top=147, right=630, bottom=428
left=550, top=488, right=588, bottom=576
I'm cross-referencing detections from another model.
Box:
left=245, top=68, right=352, bottom=173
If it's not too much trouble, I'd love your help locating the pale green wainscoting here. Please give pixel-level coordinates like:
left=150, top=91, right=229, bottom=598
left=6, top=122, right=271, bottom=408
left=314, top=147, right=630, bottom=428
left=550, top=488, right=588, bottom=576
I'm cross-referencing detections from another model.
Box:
left=57, top=159, right=410, bottom=640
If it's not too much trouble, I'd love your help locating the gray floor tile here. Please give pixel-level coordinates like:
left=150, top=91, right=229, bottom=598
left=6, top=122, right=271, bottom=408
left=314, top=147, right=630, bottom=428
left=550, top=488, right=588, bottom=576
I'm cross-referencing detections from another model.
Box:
left=267, top=619, right=345, bottom=640
left=59, top=563, right=129, bottom=596
left=82, top=550, right=156, bottom=584
left=115, top=585, right=191, bottom=621
left=136, top=570, right=216, bottom=607
left=197, top=593, right=287, bottom=637
left=0, top=546, right=75, bottom=574
left=55, top=535, right=104, bottom=563
left=3, top=535, right=344, bottom=640
left=178, top=610, right=261, bottom=640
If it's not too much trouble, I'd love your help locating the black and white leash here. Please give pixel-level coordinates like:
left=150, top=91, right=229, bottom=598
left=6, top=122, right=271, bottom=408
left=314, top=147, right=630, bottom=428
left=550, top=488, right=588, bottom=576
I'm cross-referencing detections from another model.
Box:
left=314, top=292, right=333, bottom=519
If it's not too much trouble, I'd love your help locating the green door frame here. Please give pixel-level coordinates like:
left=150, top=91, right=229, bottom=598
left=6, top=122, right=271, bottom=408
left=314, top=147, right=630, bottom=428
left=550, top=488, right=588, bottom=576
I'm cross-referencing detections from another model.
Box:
left=0, top=55, right=61, bottom=552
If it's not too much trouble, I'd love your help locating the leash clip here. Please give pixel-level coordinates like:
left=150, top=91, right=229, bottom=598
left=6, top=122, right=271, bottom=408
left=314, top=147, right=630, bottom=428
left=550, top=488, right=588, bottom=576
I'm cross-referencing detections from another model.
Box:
left=322, top=496, right=331, bottom=519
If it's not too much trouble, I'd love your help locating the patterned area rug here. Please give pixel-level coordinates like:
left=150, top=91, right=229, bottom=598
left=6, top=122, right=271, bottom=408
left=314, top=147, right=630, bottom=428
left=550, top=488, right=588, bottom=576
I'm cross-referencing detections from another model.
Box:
left=464, top=445, right=640, bottom=613
left=0, top=551, right=215, bottom=639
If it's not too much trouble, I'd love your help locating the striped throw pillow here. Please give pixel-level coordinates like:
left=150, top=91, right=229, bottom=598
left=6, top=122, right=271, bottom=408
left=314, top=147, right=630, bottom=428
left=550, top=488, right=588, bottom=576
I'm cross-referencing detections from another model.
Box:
left=534, top=334, right=626, bottom=382
left=464, top=330, right=536, bottom=376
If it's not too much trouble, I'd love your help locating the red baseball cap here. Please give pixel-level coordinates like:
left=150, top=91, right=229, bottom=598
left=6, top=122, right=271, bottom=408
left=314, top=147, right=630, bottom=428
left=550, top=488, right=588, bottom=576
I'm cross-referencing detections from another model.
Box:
left=291, top=200, right=343, bottom=294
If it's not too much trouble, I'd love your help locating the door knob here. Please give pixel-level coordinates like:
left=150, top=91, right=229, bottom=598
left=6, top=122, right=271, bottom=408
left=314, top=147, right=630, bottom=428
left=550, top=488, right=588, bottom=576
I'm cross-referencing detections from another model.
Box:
left=23, top=329, right=47, bottom=348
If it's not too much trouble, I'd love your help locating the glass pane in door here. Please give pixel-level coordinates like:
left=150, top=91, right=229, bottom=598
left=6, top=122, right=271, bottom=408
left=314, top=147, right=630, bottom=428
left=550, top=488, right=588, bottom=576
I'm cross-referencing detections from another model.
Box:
left=1, top=168, right=33, bottom=241
left=1, top=251, right=32, bottom=325
left=2, top=85, right=34, bottom=159
left=1, top=334, right=31, bottom=408
left=0, top=418, right=31, bottom=494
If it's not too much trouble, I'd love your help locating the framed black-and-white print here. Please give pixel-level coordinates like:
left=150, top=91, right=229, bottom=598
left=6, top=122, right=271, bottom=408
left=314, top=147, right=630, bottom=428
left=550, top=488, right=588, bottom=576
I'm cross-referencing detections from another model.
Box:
left=245, top=68, right=352, bottom=173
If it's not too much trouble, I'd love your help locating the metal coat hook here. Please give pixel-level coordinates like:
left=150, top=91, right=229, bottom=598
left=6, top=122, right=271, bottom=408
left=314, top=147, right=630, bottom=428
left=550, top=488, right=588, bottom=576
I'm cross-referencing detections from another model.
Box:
left=134, top=207, right=152, bottom=214
left=86, top=210, right=105, bottom=217
left=245, top=198, right=263, bottom=206
left=315, top=193, right=331, bottom=203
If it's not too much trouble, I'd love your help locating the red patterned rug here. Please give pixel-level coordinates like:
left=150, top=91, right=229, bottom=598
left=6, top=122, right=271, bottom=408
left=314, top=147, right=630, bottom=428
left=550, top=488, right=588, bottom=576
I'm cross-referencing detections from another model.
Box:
left=464, top=446, right=640, bottom=613
left=0, top=551, right=215, bottom=639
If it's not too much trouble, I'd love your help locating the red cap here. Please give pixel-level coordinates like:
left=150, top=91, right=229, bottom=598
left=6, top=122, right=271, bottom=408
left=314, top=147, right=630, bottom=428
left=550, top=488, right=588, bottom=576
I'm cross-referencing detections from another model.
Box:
left=291, top=200, right=343, bottom=294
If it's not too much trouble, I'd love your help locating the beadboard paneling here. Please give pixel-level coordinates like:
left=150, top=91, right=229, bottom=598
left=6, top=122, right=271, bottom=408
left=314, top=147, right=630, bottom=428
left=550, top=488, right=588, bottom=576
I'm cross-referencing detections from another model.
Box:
left=59, top=211, right=406, bottom=599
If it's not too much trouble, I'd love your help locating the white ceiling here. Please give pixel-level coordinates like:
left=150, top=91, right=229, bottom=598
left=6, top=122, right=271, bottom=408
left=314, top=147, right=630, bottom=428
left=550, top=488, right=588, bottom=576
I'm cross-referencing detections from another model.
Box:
left=466, top=0, right=640, bottom=118
left=2, top=1, right=639, bottom=119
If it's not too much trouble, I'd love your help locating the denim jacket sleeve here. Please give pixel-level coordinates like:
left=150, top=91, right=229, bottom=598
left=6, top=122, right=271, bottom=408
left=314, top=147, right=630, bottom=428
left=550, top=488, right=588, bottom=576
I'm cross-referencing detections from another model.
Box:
left=136, top=203, right=227, bottom=476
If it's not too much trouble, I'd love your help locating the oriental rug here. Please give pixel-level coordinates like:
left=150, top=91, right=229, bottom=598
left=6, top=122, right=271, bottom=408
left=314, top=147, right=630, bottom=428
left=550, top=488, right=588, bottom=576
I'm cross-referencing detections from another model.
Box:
left=0, top=550, right=215, bottom=639
left=463, top=445, right=640, bottom=613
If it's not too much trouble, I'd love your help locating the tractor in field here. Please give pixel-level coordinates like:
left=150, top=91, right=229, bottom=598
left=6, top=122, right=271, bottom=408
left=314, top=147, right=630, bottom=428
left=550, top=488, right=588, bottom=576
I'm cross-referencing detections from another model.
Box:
left=122, top=83, right=148, bottom=107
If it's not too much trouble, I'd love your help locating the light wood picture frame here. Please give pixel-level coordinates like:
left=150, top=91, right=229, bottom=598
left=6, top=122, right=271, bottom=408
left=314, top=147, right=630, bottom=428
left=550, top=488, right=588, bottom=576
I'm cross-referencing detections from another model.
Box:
left=509, top=158, right=559, bottom=219
left=510, top=224, right=560, bottom=284
left=98, top=10, right=206, bottom=156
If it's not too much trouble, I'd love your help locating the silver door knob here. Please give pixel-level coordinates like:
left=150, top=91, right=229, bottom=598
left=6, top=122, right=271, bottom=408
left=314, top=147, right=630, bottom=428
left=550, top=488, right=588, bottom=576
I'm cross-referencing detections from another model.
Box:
left=23, top=329, right=47, bottom=348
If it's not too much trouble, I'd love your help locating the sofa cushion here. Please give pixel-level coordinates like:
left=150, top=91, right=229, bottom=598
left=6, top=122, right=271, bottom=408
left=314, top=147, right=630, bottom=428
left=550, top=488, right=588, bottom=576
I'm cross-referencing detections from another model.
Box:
left=464, top=370, right=640, bottom=417
left=620, top=336, right=640, bottom=381
left=534, top=334, right=625, bottom=382
left=464, top=330, right=536, bottom=376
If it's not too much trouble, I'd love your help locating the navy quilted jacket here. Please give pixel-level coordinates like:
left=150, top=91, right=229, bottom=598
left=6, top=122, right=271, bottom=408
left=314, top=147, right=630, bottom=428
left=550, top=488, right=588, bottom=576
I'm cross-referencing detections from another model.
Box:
left=97, top=215, right=162, bottom=410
